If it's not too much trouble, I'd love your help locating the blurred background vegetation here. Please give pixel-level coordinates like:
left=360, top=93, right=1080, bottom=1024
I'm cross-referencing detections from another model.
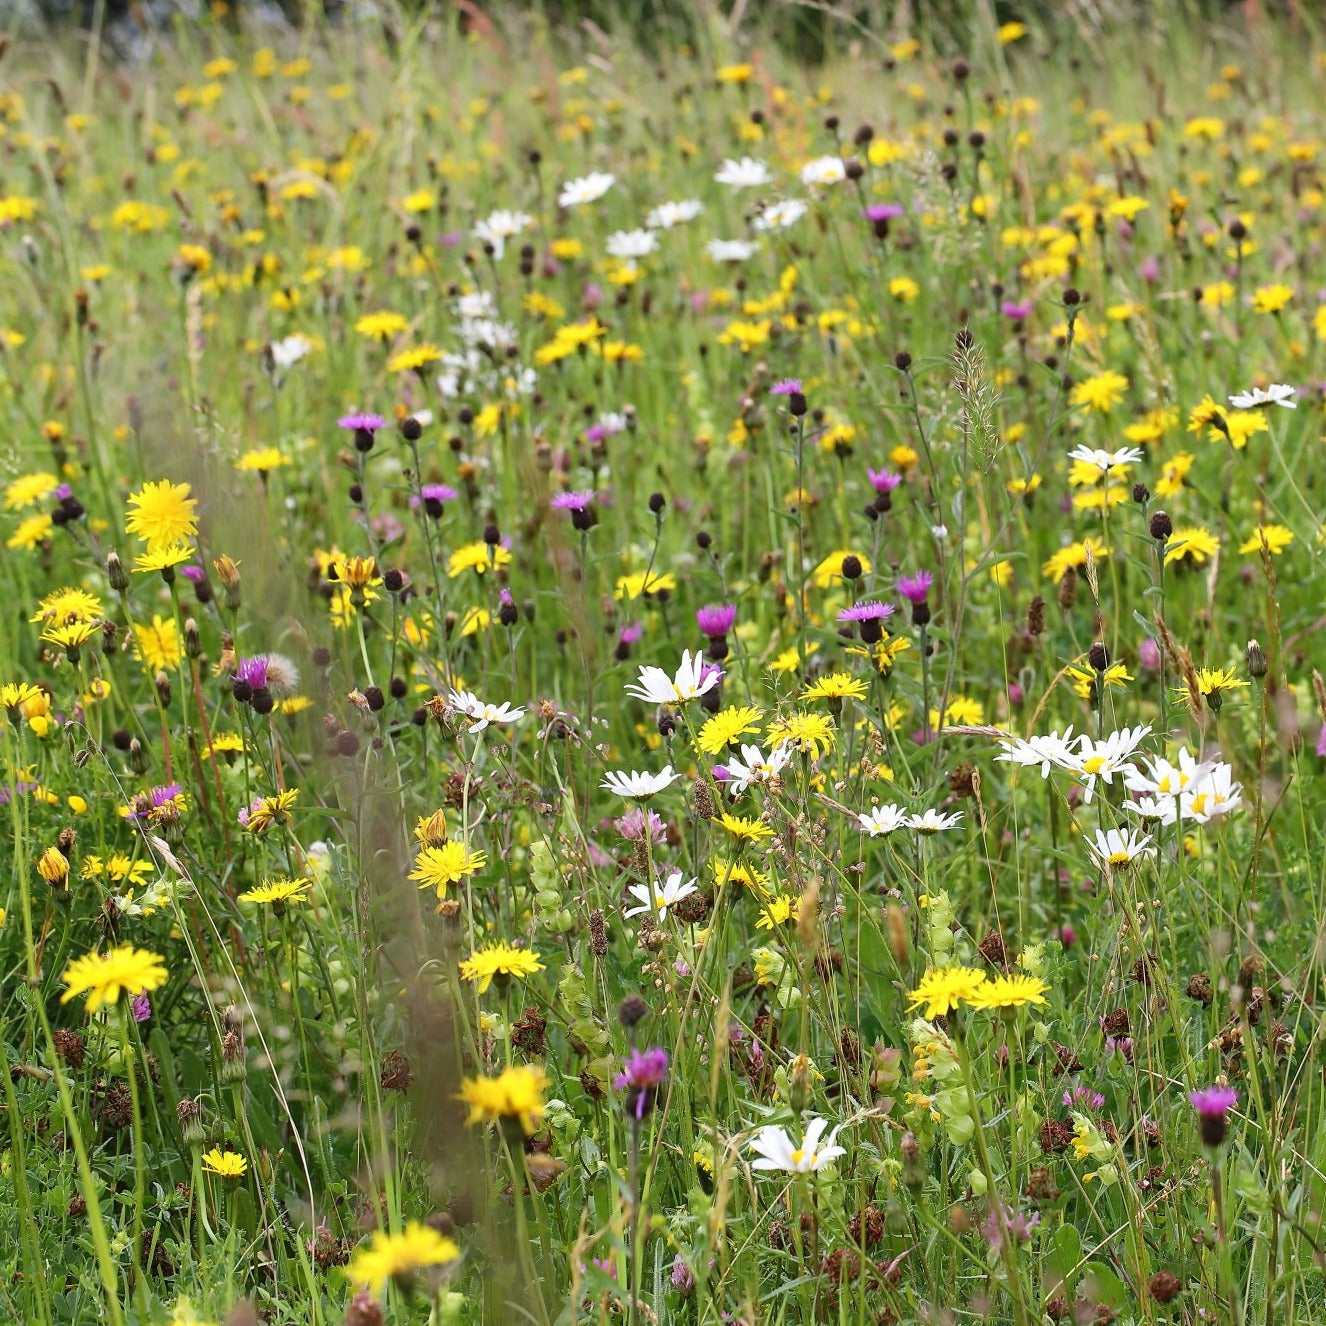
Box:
left=7, top=0, right=1316, bottom=65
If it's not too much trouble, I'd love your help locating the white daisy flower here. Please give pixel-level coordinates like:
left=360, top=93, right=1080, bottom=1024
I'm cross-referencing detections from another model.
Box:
left=646, top=199, right=704, bottom=229
left=1181, top=762, right=1243, bottom=822
left=600, top=766, right=680, bottom=799
left=753, top=199, right=808, bottom=232
left=1067, top=444, right=1145, bottom=472
left=857, top=803, right=909, bottom=836
left=625, top=650, right=720, bottom=705
left=448, top=689, right=527, bottom=731
left=623, top=868, right=699, bottom=920
left=1228, top=383, right=1296, bottom=410
left=723, top=744, right=792, bottom=795
left=1085, top=827, right=1155, bottom=870
left=267, top=334, right=312, bottom=370
left=749, top=1117, right=846, bottom=1173
left=1061, top=726, right=1151, bottom=802
left=715, top=156, right=772, bottom=188
left=706, top=237, right=759, bottom=262
left=606, top=228, right=658, bottom=260
left=1123, top=748, right=1209, bottom=798
left=906, top=808, right=964, bottom=834
left=472, top=209, right=531, bottom=259
left=994, top=728, right=1080, bottom=778
left=800, top=155, right=846, bottom=187
left=558, top=172, right=615, bottom=207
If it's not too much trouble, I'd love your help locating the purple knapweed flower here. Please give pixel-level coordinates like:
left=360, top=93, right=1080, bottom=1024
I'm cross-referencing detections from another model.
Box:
left=838, top=599, right=894, bottom=644
left=867, top=467, right=903, bottom=494
left=179, top=563, right=207, bottom=584
left=551, top=489, right=598, bottom=530
left=1190, top=1084, right=1238, bottom=1147
left=339, top=412, right=387, bottom=452
left=770, top=378, right=803, bottom=396
left=128, top=783, right=183, bottom=822
left=614, top=1046, right=669, bottom=1120
left=130, top=992, right=152, bottom=1023
left=898, top=570, right=934, bottom=624
left=338, top=412, right=387, bottom=432
left=1001, top=300, right=1033, bottom=320
left=551, top=490, right=596, bottom=511
left=864, top=203, right=905, bottom=222
left=235, top=655, right=270, bottom=690
left=695, top=604, right=737, bottom=639
left=897, top=570, right=933, bottom=603
left=411, top=483, right=459, bottom=517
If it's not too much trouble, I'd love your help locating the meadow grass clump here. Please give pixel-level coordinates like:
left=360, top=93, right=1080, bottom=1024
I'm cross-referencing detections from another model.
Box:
left=4, top=7, right=1326, bottom=1325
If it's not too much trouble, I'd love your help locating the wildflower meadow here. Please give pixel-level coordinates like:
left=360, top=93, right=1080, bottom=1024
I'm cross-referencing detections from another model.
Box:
left=5, top=5, right=1326, bottom=1323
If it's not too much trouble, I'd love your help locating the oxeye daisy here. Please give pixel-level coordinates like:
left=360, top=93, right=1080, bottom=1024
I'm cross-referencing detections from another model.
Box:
left=722, top=744, right=792, bottom=795
left=749, top=1118, right=845, bottom=1173
left=1084, top=828, right=1155, bottom=871
left=857, top=803, right=909, bottom=836
left=625, top=650, right=720, bottom=705
left=600, top=766, right=680, bottom=799
left=623, top=868, right=699, bottom=920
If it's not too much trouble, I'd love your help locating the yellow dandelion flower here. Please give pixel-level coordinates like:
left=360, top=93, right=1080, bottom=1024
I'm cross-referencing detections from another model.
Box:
left=409, top=842, right=488, bottom=897
left=200, top=1148, right=248, bottom=1178
left=905, top=966, right=988, bottom=1019
left=61, top=944, right=168, bottom=1014
left=346, top=1221, right=461, bottom=1291
left=125, top=479, right=198, bottom=551
left=458, top=943, right=545, bottom=994
left=697, top=705, right=764, bottom=755
left=457, top=1064, right=549, bottom=1134
left=766, top=712, right=835, bottom=760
